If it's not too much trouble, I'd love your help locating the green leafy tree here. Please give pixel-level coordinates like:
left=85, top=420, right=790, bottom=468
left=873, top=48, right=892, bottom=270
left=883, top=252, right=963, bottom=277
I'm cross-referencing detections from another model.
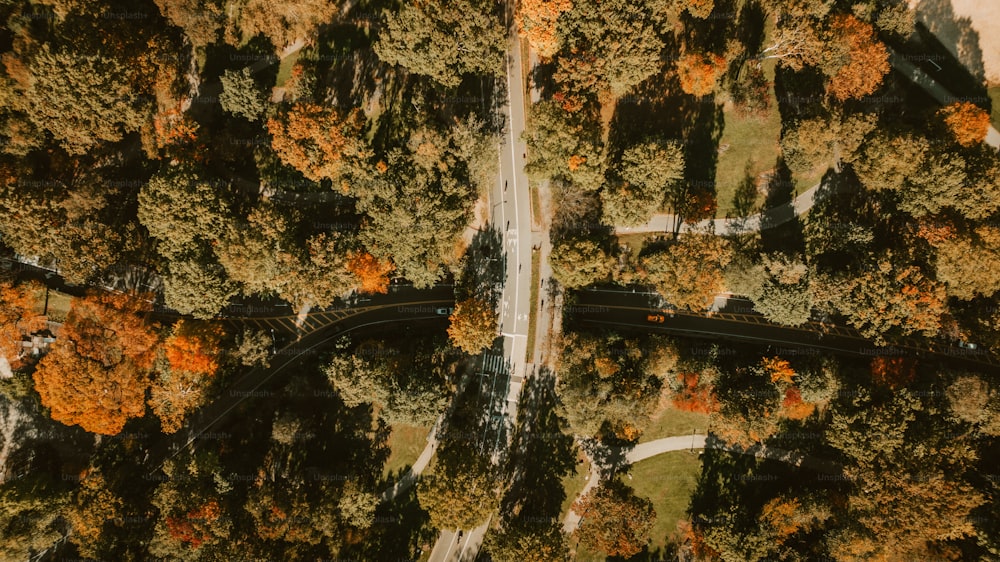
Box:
left=374, top=0, right=505, bottom=87
left=727, top=254, right=813, bottom=326
left=219, top=67, right=267, bottom=121
left=932, top=225, right=1000, bottom=300
left=549, top=237, right=615, bottom=289
left=417, top=455, right=498, bottom=529
left=556, top=0, right=663, bottom=96
left=602, top=139, right=685, bottom=227
left=523, top=100, right=606, bottom=191
left=139, top=166, right=231, bottom=261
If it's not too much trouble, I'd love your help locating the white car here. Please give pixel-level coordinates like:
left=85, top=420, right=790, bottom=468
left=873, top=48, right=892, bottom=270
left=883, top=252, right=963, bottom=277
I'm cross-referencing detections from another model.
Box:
left=435, top=307, right=454, bottom=316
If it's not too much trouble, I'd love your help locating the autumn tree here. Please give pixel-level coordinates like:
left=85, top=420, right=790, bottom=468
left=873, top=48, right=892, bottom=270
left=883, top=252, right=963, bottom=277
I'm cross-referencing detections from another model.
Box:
left=572, top=481, right=656, bottom=558
left=219, top=67, right=267, bottom=121
left=815, top=256, right=946, bottom=342
left=149, top=454, right=233, bottom=559
left=447, top=298, right=497, bottom=355
left=677, top=52, right=728, bottom=97
left=516, top=0, right=572, bottom=59
left=931, top=225, right=1000, bottom=300
left=822, top=16, right=890, bottom=100
left=670, top=371, right=719, bottom=414
left=32, top=292, right=159, bottom=435
left=267, top=103, right=366, bottom=183
left=347, top=250, right=395, bottom=294
left=780, top=112, right=876, bottom=176
left=418, top=452, right=499, bottom=529
left=65, top=471, right=122, bottom=558
left=602, top=138, right=685, bottom=227
left=139, top=165, right=231, bottom=262
left=938, top=101, right=990, bottom=147
left=0, top=281, right=46, bottom=375
left=153, top=0, right=227, bottom=48
left=727, top=253, right=814, bottom=326
left=161, top=254, right=238, bottom=319
left=149, top=321, right=225, bottom=434
left=236, top=0, right=338, bottom=51
left=14, top=44, right=149, bottom=155
left=374, top=0, right=505, bottom=87
left=641, top=234, right=732, bottom=310
left=556, top=332, right=670, bottom=437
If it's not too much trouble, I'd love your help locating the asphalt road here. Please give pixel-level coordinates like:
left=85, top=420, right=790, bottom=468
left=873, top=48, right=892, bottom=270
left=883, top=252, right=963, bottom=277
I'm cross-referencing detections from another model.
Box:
left=571, top=289, right=1000, bottom=373
left=145, top=286, right=454, bottom=476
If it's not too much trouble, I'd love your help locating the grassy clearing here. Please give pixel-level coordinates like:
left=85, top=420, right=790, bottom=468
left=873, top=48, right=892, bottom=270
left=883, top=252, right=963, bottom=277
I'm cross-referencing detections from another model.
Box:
left=529, top=180, right=542, bottom=224
left=382, top=424, right=432, bottom=479
left=560, top=450, right=591, bottom=520
left=626, top=451, right=702, bottom=551
left=34, top=288, right=72, bottom=324
left=615, top=232, right=661, bottom=258
left=640, top=407, right=711, bottom=444
left=526, top=247, right=541, bottom=363
left=714, top=60, right=782, bottom=219
left=274, top=48, right=303, bottom=88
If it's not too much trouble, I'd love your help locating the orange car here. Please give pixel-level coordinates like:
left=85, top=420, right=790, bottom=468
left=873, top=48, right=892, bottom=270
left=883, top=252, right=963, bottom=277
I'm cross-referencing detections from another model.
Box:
left=646, top=314, right=665, bottom=323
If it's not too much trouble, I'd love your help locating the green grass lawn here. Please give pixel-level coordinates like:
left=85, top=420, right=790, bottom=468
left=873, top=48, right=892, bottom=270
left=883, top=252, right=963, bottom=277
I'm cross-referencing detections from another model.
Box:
left=274, top=47, right=303, bottom=88
left=34, top=288, right=72, bottom=324
left=560, top=450, right=591, bottom=520
left=640, top=407, right=711, bottom=444
left=382, top=424, right=432, bottom=479
left=526, top=247, right=541, bottom=363
left=714, top=61, right=782, bottom=219
left=626, top=451, right=702, bottom=552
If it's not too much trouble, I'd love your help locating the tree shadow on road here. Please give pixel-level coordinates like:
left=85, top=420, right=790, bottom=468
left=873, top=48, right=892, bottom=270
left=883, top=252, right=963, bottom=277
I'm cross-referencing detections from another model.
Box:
left=455, top=226, right=506, bottom=308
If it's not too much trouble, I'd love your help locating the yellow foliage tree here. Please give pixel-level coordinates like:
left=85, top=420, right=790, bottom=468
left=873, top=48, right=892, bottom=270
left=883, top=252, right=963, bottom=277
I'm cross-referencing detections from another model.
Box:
left=516, top=0, right=572, bottom=59
left=447, top=298, right=497, bottom=354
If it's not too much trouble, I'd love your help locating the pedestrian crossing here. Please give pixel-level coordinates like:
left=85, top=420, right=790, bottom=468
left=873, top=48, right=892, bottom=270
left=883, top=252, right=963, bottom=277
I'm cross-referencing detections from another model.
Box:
left=481, top=352, right=508, bottom=375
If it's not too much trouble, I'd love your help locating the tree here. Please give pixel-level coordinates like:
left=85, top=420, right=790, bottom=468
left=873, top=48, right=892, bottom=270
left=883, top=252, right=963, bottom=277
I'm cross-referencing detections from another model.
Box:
left=235, top=328, right=272, bottom=368
left=417, top=456, right=498, bottom=529
left=219, top=67, right=267, bottom=121
left=572, top=481, right=656, bottom=558
left=149, top=321, right=224, bottom=433
left=730, top=254, right=814, bottom=326
left=549, top=237, right=615, bottom=289
left=447, top=298, right=497, bottom=355
left=676, top=52, right=728, bottom=97
left=939, top=101, right=990, bottom=147
left=523, top=101, right=606, bottom=191
left=0, top=281, right=47, bottom=374
left=65, top=471, right=122, bottom=558
left=17, top=44, right=149, bottom=154
left=556, top=0, right=663, bottom=96
left=641, top=234, right=732, bottom=311
left=780, top=113, right=876, bottom=176
left=139, top=166, right=231, bottom=261
left=267, top=103, right=366, bottom=183
left=374, top=0, right=505, bottom=87
left=236, top=0, right=337, bottom=51
left=853, top=130, right=929, bottom=192
left=823, top=15, right=890, bottom=101
left=516, top=0, right=573, bottom=59
left=816, top=257, right=945, bottom=342
left=347, top=251, right=395, bottom=295
left=602, top=138, right=685, bottom=227
left=671, top=372, right=719, bottom=414
left=678, top=0, right=716, bottom=18
left=485, top=519, right=570, bottom=562
left=32, top=292, right=159, bottom=435
left=932, top=225, right=1000, bottom=300
left=153, top=0, right=227, bottom=48
left=161, top=254, right=238, bottom=319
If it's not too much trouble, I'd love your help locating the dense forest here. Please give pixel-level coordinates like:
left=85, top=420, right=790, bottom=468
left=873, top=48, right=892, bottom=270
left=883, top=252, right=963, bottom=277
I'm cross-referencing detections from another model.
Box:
left=1, top=0, right=999, bottom=560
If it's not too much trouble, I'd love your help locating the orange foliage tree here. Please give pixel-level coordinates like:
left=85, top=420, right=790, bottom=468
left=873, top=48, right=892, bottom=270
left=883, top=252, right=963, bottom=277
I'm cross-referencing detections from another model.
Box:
left=762, top=356, right=795, bottom=384
left=346, top=250, right=395, bottom=294
left=780, top=387, right=815, bottom=420
left=150, top=320, right=225, bottom=434
left=672, top=372, right=719, bottom=414
left=939, top=102, right=990, bottom=147
left=824, top=15, right=890, bottom=101
left=0, top=280, right=47, bottom=366
left=267, top=103, right=366, bottom=182
left=447, top=298, right=498, bottom=354
left=516, top=0, right=572, bottom=59
left=870, top=356, right=916, bottom=390
left=573, top=481, right=656, bottom=558
left=165, top=499, right=223, bottom=549
left=32, top=291, right=159, bottom=435
left=676, top=52, right=727, bottom=97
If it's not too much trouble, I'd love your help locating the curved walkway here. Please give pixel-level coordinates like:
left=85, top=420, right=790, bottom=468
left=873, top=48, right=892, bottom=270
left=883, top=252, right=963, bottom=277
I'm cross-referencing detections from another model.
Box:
left=562, top=433, right=841, bottom=534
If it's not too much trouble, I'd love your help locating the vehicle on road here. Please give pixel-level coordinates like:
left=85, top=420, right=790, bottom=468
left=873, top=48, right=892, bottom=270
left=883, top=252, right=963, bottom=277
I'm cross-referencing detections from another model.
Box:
left=646, top=314, right=665, bottom=323
left=959, top=341, right=978, bottom=350
left=436, top=307, right=454, bottom=316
